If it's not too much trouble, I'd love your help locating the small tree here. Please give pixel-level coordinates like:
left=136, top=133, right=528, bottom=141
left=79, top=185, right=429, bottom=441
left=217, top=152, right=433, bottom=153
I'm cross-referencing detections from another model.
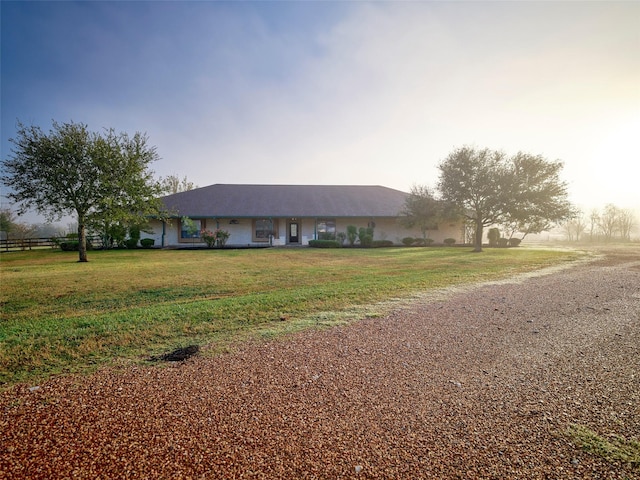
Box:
left=399, top=184, right=449, bottom=246
left=588, top=209, right=600, bottom=242
left=562, top=214, right=587, bottom=242
left=597, top=204, right=619, bottom=241
left=12, top=222, right=38, bottom=250
left=346, top=225, right=358, bottom=246
left=160, top=174, right=198, bottom=195
left=0, top=209, right=14, bottom=246
left=0, top=214, right=38, bottom=250
left=616, top=208, right=635, bottom=242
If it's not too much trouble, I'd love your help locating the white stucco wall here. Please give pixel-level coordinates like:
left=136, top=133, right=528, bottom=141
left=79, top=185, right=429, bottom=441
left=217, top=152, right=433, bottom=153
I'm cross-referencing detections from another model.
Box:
left=142, top=219, right=165, bottom=246
left=142, top=217, right=465, bottom=247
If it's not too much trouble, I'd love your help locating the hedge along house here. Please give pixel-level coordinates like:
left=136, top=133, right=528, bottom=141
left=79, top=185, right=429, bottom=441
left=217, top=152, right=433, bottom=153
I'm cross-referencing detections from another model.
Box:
left=145, top=184, right=463, bottom=247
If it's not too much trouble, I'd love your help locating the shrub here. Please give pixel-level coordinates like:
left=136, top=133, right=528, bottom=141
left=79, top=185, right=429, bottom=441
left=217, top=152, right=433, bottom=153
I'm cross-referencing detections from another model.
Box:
left=413, top=238, right=433, bottom=247
left=309, top=240, right=341, bottom=248
left=497, top=237, right=509, bottom=248
left=60, top=241, right=79, bottom=251
left=201, top=229, right=217, bottom=248
left=318, top=232, right=336, bottom=241
left=128, top=225, right=141, bottom=244
left=214, top=229, right=231, bottom=247
left=358, top=227, right=374, bottom=247
left=140, top=238, right=155, bottom=248
left=508, top=238, right=522, bottom=247
left=372, top=240, right=394, bottom=248
left=346, top=225, right=358, bottom=246
left=61, top=240, right=94, bottom=251
left=402, top=237, right=414, bottom=246
left=336, top=232, right=347, bottom=246
left=125, top=238, right=138, bottom=249
left=443, top=238, right=456, bottom=246
left=415, top=238, right=434, bottom=246
left=201, top=229, right=231, bottom=248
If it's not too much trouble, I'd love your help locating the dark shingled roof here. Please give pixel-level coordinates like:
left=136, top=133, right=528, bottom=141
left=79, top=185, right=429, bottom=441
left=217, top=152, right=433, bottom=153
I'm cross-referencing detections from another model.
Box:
left=161, top=184, right=408, bottom=218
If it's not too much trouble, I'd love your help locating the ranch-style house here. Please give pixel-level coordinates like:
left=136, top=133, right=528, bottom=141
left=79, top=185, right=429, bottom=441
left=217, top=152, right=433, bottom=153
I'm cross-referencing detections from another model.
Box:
left=144, top=184, right=463, bottom=248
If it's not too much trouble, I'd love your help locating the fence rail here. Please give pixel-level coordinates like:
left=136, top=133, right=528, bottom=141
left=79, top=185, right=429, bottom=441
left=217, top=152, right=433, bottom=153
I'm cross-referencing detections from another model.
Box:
left=0, top=236, right=100, bottom=252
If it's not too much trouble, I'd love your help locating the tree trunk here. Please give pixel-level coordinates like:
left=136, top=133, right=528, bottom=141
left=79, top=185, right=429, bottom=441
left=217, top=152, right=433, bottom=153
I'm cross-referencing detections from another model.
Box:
left=78, top=218, right=88, bottom=262
left=473, top=221, right=484, bottom=252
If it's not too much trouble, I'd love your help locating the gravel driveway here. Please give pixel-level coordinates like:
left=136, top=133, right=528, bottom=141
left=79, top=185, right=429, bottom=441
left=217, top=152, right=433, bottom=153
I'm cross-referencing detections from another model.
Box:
left=2, top=247, right=639, bottom=479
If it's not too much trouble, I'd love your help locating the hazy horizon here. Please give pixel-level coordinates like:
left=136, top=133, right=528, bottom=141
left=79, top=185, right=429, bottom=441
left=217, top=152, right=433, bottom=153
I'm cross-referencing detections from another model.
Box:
left=2, top=1, right=638, bottom=224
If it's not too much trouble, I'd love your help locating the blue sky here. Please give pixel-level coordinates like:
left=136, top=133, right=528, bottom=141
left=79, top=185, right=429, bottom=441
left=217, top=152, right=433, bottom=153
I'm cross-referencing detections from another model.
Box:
left=2, top=1, right=639, bottom=223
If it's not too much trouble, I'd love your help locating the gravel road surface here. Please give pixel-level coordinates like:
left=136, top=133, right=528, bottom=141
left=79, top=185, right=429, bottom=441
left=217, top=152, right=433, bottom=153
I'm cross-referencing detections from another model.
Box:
left=2, top=247, right=639, bottom=479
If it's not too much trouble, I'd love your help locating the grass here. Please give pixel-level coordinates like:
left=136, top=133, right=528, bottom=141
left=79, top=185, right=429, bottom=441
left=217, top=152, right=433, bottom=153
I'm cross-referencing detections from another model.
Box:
left=566, top=424, right=640, bottom=469
left=0, top=246, right=585, bottom=387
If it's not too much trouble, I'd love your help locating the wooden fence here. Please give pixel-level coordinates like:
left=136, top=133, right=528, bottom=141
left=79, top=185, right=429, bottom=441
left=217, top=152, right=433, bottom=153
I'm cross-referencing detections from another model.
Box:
left=0, top=236, right=100, bottom=252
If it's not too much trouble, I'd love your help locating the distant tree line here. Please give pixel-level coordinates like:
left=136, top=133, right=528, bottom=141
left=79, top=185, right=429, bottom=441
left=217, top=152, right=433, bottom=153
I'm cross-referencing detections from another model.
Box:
left=562, top=204, right=636, bottom=242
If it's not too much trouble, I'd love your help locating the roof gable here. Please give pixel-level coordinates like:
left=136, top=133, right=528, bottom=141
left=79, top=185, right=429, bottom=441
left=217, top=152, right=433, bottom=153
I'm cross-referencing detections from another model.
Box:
left=161, top=184, right=408, bottom=218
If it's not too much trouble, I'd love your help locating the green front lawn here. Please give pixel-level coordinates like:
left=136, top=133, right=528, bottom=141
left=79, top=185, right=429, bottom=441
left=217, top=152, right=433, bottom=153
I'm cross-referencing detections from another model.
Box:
left=0, top=246, right=585, bottom=387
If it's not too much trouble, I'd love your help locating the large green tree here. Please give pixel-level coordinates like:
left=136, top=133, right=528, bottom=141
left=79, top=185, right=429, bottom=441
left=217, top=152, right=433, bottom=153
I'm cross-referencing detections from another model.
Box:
left=437, top=146, right=575, bottom=252
left=437, top=147, right=510, bottom=252
left=1, top=121, right=165, bottom=261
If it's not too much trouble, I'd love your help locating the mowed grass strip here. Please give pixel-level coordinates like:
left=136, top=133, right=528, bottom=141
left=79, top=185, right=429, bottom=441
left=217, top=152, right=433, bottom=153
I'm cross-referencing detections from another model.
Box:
left=0, top=247, right=584, bottom=386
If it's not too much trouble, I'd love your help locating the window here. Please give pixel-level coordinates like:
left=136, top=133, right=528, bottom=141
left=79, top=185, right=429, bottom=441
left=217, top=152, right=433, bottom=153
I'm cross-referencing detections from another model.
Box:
left=180, top=218, right=203, bottom=240
left=253, top=219, right=277, bottom=242
left=317, top=218, right=336, bottom=240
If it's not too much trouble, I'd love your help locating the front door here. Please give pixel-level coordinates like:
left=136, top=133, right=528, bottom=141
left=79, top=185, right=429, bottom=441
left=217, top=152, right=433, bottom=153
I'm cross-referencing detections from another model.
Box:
left=288, top=221, right=299, bottom=244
